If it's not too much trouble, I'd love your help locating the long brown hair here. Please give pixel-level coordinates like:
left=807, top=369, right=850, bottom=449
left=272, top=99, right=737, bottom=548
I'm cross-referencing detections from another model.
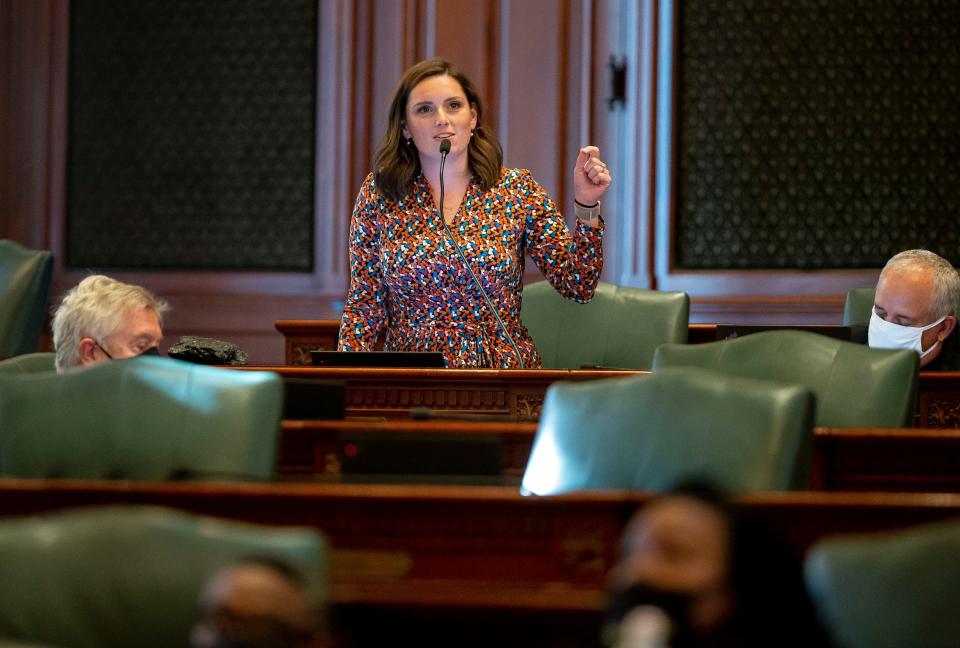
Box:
left=373, top=58, right=503, bottom=202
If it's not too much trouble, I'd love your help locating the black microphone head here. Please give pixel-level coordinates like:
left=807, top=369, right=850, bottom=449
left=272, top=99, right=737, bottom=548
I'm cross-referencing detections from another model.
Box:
left=439, top=139, right=451, bottom=155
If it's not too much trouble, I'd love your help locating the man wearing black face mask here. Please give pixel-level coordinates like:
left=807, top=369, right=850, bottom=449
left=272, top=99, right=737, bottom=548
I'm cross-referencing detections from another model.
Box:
left=604, top=583, right=700, bottom=648
left=52, top=275, right=168, bottom=373
left=603, top=483, right=831, bottom=648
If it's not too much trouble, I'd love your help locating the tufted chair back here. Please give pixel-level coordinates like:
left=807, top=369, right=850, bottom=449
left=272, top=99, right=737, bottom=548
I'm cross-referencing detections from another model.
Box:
left=0, top=240, right=53, bottom=358
left=521, top=280, right=689, bottom=369
left=0, top=356, right=282, bottom=481
left=0, top=506, right=326, bottom=648
left=653, top=330, right=918, bottom=428
left=522, top=366, right=814, bottom=495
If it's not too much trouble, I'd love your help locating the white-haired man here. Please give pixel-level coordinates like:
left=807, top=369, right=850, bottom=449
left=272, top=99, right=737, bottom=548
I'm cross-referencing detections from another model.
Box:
left=869, top=249, right=960, bottom=370
left=52, top=275, right=168, bottom=373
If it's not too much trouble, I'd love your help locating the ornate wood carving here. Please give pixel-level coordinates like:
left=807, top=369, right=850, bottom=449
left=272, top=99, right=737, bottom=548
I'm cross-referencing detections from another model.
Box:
left=250, top=358, right=960, bottom=427
left=559, top=529, right=611, bottom=576
left=345, top=387, right=510, bottom=415
left=289, top=342, right=317, bottom=366
left=515, top=394, right=545, bottom=420
left=926, top=397, right=960, bottom=429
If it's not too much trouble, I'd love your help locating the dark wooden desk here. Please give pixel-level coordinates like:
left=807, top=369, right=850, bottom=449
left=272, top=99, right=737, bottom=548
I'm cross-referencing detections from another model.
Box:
left=279, top=419, right=538, bottom=480
left=273, top=319, right=960, bottom=427
left=1, top=480, right=959, bottom=611
left=3, top=480, right=958, bottom=644
left=238, top=365, right=634, bottom=421
left=812, top=427, right=960, bottom=492
left=280, top=420, right=960, bottom=493
left=242, top=363, right=960, bottom=427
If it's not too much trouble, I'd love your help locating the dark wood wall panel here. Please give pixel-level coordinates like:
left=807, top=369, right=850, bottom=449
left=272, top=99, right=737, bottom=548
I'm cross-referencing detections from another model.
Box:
left=0, top=0, right=10, bottom=239
left=1, top=0, right=57, bottom=247
left=497, top=0, right=566, bottom=201
left=432, top=0, right=500, bottom=134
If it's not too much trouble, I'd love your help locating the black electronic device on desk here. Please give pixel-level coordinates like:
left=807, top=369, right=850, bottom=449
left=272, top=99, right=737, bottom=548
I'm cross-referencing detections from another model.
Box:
left=310, top=351, right=446, bottom=368
left=337, top=430, right=507, bottom=486
left=283, top=378, right=346, bottom=420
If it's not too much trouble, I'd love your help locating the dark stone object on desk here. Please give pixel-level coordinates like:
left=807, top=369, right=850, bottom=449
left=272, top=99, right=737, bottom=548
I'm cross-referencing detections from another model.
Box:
left=167, top=336, right=249, bottom=366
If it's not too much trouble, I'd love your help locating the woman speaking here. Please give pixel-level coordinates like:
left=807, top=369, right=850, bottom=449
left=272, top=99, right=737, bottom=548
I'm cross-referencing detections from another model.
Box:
left=338, top=58, right=612, bottom=368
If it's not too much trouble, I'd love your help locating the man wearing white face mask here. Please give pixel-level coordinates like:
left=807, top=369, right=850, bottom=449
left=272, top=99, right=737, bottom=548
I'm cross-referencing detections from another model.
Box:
left=869, top=249, right=960, bottom=370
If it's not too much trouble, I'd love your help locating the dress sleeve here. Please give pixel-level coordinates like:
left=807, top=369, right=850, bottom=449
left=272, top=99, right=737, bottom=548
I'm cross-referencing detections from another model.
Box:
left=520, top=170, right=604, bottom=303
left=338, top=176, right=389, bottom=351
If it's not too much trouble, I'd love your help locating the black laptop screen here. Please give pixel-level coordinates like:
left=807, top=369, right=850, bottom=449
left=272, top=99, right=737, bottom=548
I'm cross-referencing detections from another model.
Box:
left=311, top=351, right=447, bottom=368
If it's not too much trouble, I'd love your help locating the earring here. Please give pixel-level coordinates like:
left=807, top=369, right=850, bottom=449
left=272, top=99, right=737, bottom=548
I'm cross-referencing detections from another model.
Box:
left=406, top=137, right=413, bottom=146
left=470, top=129, right=475, bottom=137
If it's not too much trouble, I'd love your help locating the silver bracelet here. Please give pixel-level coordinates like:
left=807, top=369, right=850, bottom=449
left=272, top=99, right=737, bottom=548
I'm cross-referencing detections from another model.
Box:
left=573, top=199, right=601, bottom=221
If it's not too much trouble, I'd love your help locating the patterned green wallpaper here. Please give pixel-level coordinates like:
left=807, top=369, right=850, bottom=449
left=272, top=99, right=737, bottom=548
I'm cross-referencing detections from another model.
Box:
left=67, top=0, right=316, bottom=270
left=676, top=0, right=960, bottom=269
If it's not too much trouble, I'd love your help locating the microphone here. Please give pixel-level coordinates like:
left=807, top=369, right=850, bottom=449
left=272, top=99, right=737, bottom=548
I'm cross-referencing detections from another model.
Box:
left=437, top=139, right=526, bottom=368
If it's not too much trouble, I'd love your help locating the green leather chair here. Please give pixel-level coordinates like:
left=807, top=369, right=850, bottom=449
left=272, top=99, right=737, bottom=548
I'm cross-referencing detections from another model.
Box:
left=652, top=330, right=918, bottom=428
left=805, top=520, right=960, bottom=648
left=0, top=240, right=53, bottom=358
left=521, top=366, right=814, bottom=495
left=0, top=352, right=56, bottom=374
left=521, top=280, right=689, bottom=369
left=0, top=356, right=283, bottom=481
left=842, top=287, right=876, bottom=327
left=0, top=505, right=326, bottom=648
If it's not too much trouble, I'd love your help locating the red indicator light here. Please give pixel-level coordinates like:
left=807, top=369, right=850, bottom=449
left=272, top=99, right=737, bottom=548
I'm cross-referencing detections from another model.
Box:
left=344, top=443, right=358, bottom=458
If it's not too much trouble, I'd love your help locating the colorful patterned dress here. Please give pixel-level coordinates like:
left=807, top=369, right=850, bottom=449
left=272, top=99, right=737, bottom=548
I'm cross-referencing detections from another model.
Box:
left=338, top=168, right=604, bottom=368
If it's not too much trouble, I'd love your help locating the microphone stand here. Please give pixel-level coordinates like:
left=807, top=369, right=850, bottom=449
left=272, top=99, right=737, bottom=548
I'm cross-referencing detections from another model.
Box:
left=438, top=140, right=526, bottom=368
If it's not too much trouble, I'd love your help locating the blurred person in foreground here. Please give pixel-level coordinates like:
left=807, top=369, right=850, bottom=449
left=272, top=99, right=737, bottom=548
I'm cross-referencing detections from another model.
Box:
left=603, top=482, right=831, bottom=648
left=191, top=556, right=326, bottom=648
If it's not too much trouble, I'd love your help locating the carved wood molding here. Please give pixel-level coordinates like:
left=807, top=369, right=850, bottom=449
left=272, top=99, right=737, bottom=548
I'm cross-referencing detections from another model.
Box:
left=289, top=341, right=327, bottom=366
left=515, top=394, right=545, bottom=420
left=925, top=396, right=960, bottom=429
left=252, top=360, right=960, bottom=426
left=346, top=386, right=509, bottom=413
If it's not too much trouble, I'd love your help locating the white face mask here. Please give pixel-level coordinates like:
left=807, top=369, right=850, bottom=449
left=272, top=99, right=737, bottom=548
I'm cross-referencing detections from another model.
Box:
left=868, top=311, right=946, bottom=358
